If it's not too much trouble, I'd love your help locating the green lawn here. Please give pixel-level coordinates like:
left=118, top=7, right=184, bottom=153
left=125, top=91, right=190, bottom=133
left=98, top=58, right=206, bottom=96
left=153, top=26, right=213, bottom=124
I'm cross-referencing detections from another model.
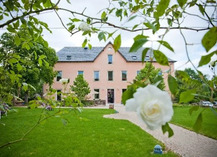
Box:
left=171, top=106, right=217, bottom=139
left=0, top=108, right=177, bottom=157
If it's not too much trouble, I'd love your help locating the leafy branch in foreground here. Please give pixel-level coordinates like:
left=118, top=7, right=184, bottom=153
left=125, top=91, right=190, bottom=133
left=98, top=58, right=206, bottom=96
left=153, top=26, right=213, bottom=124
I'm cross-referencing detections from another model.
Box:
left=0, top=80, right=82, bottom=149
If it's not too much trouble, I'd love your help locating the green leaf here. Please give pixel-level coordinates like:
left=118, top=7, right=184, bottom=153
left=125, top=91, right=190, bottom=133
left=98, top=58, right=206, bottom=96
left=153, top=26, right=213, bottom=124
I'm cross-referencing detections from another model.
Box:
left=154, top=0, right=170, bottom=18
left=177, top=0, right=187, bottom=8
left=22, top=83, right=28, bottom=91
left=38, top=58, right=42, bottom=66
left=113, top=34, right=121, bottom=52
left=168, top=75, right=178, bottom=95
left=157, top=40, right=174, bottom=52
left=82, top=39, right=87, bottom=48
left=162, top=123, right=174, bottom=137
left=7, top=25, right=16, bottom=33
left=66, top=0, right=71, bottom=4
left=198, top=50, right=217, bottom=67
left=179, top=89, right=196, bottom=103
left=128, top=15, right=137, bottom=22
left=189, top=106, right=199, bottom=116
left=142, top=48, right=150, bottom=63
left=13, top=20, right=20, bottom=29
left=22, top=42, right=30, bottom=50
left=130, top=35, right=148, bottom=52
left=9, top=58, right=18, bottom=65
left=14, top=35, right=21, bottom=46
left=144, top=22, right=156, bottom=33
left=108, top=30, right=116, bottom=39
left=116, top=9, right=122, bottom=19
left=202, top=27, right=217, bottom=52
left=39, top=55, right=46, bottom=60
left=153, top=50, right=169, bottom=66
left=193, top=112, right=203, bottom=133
left=101, top=11, right=107, bottom=21
left=198, top=4, right=205, bottom=16
left=16, top=63, right=23, bottom=71
left=88, top=43, right=92, bottom=49
left=121, top=87, right=135, bottom=105
left=98, top=32, right=106, bottom=41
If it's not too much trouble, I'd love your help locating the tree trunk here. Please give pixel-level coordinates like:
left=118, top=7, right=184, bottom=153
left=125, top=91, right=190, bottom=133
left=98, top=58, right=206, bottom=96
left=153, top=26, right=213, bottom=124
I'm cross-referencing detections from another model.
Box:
left=24, top=91, right=29, bottom=105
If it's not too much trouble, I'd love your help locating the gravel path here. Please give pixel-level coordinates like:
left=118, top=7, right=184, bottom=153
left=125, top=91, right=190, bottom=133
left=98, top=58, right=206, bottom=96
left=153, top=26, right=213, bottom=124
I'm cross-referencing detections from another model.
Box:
left=103, top=105, right=217, bottom=157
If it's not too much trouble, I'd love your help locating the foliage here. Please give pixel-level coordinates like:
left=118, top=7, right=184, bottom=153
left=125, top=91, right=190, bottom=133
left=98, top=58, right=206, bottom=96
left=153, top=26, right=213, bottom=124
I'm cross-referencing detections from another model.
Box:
left=0, top=32, right=58, bottom=104
left=0, top=0, right=217, bottom=140
left=71, top=75, right=91, bottom=102
left=0, top=108, right=177, bottom=156
left=122, top=62, right=165, bottom=105
left=173, top=69, right=216, bottom=103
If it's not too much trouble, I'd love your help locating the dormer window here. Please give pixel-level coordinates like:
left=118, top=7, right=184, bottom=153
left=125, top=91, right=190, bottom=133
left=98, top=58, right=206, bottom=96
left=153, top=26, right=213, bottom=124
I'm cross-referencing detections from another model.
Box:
left=132, top=56, right=137, bottom=60
left=66, top=55, right=71, bottom=60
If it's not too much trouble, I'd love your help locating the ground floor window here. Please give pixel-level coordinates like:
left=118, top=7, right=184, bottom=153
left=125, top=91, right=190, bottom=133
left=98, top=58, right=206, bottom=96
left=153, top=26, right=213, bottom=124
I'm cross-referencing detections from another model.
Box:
left=57, top=71, right=62, bottom=81
left=107, top=89, right=114, bottom=103
left=57, top=90, right=61, bottom=101
left=94, top=89, right=100, bottom=99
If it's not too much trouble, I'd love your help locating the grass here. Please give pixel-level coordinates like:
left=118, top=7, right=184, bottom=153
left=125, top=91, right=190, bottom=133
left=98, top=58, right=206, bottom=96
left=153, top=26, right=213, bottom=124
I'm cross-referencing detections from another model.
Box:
left=0, top=108, right=177, bottom=157
left=171, top=106, right=217, bottom=139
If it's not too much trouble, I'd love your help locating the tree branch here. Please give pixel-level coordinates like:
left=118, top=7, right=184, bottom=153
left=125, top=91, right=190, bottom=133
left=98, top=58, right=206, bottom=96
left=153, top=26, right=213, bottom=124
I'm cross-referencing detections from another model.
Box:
left=57, top=8, right=211, bottom=32
left=0, top=0, right=61, bottom=28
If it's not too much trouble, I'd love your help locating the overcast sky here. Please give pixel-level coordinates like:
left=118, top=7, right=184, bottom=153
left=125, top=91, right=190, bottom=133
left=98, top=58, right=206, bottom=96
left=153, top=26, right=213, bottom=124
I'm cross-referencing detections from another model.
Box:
left=0, top=0, right=216, bottom=77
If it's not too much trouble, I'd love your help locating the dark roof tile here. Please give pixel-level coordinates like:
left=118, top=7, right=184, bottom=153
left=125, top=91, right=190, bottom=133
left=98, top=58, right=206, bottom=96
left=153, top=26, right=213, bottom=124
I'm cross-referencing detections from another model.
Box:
left=57, top=43, right=175, bottom=62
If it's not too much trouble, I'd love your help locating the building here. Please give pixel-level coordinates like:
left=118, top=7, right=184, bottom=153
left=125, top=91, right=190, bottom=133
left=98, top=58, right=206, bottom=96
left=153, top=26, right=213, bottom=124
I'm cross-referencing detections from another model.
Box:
left=45, top=42, right=175, bottom=104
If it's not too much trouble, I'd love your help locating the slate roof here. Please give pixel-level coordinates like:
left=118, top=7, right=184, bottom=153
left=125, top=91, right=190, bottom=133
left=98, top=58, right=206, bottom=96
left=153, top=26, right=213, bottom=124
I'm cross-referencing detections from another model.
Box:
left=57, top=42, right=175, bottom=62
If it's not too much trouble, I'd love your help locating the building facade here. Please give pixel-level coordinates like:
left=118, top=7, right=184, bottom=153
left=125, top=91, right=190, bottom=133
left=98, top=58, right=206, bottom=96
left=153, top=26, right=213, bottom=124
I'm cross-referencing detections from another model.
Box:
left=45, top=42, right=175, bottom=104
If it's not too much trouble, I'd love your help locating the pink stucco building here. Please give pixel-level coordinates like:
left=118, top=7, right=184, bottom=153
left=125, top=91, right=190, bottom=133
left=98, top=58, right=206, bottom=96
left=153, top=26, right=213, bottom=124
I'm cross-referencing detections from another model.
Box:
left=46, top=42, right=175, bottom=104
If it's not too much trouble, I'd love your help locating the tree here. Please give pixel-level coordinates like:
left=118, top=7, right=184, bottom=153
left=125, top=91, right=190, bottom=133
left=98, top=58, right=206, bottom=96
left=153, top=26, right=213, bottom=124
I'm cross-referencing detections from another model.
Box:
left=136, top=62, right=165, bottom=90
left=122, top=62, right=165, bottom=104
left=71, top=75, right=91, bottom=102
left=0, top=32, right=58, bottom=104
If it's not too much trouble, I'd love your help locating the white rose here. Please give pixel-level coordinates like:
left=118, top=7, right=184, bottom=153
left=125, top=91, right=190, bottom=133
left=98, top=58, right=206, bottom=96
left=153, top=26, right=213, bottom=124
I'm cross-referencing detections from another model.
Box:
left=126, top=85, right=173, bottom=130
left=59, top=78, right=69, bottom=84
left=79, top=22, right=91, bottom=31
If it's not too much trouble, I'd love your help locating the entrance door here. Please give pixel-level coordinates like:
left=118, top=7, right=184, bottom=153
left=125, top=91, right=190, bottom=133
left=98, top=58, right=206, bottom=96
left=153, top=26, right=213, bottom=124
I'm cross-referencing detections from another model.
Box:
left=107, top=89, right=114, bottom=103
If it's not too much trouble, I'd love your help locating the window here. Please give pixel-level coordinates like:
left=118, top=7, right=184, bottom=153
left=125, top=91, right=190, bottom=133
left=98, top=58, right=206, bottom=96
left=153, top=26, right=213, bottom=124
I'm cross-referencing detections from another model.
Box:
left=132, top=56, right=137, bottom=60
left=78, top=71, right=84, bottom=75
left=122, top=71, right=127, bottom=81
left=94, top=89, right=100, bottom=99
left=108, top=47, right=112, bottom=51
left=108, top=54, right=113, bottom=64
left=66, top=55, right=71, bottom=60
left=57, top=71, right=62, bottom=81
left=57, top=90, right=61, bottom=101
left=94, top=71, right=99, bottom=81
left=108, top=71, right=113, bottom=81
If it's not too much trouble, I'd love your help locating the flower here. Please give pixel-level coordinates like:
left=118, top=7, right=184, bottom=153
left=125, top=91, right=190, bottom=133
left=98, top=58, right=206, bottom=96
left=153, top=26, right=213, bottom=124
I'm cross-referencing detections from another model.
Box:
left=59, top=78, right=69, bottom=84
left=79, top=22, right=91, bottom=32
left=126, top=85, right=173, bottom=130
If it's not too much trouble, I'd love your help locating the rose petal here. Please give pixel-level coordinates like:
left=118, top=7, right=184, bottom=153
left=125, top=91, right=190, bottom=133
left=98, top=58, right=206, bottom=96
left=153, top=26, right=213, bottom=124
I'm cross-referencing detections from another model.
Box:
left=125, top=98, right=138, bottom=112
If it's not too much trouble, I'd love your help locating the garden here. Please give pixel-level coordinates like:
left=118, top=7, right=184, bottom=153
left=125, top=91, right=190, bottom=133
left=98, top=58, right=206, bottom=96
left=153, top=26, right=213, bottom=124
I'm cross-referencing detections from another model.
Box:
left=0, top=104, right=217, bottom=156
left=0, top=108, right=177, bottom=157
left=0, top=0, right=217, bottom=156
